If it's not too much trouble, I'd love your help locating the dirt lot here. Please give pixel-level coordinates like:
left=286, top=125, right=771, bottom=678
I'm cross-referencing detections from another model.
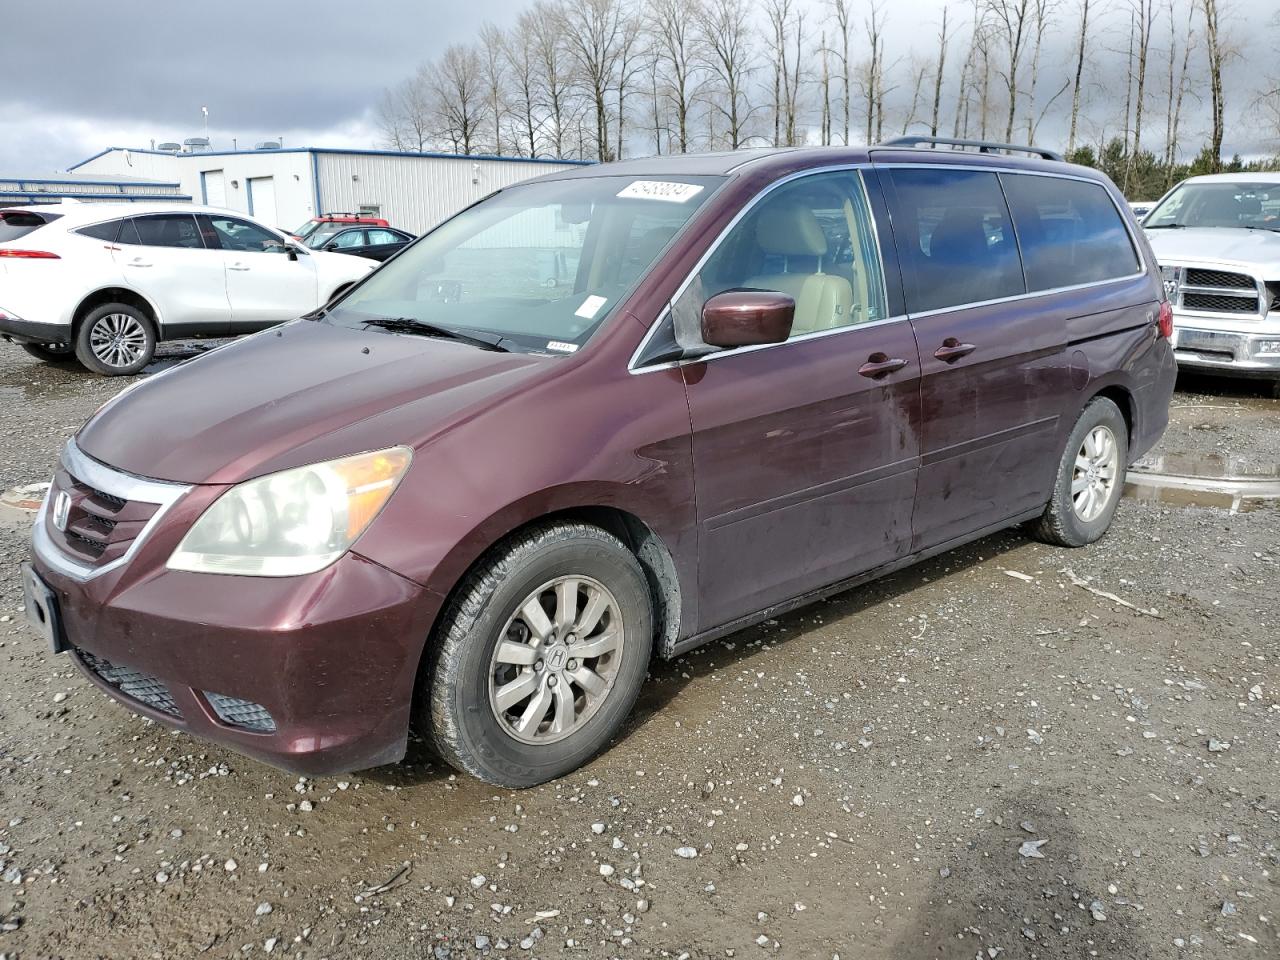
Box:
left=0, top=351, right=1276, bottom=960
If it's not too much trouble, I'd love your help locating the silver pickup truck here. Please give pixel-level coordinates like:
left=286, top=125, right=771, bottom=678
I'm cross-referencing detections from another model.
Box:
left=1143, top=173, right=1280, bottom=396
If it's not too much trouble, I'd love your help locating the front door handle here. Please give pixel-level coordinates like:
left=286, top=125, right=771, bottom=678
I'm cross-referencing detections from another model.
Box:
left=934, top=338, right=976, bottom=363
left=228, top=263, right=250, bottom=271
left=858, top=353, right=909, bottom=379
left=129, top=257, right=152, bottom=267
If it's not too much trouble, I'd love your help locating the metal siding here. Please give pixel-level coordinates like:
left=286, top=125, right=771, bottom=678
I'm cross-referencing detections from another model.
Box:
left=314, top=154, right=582, bottom=233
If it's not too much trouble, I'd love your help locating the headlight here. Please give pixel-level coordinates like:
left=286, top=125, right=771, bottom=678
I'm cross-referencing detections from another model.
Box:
left=167, top=447, right=412, bottom=576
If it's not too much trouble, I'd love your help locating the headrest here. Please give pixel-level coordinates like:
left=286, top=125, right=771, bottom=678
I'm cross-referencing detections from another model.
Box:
left=755, top=202, right=828, bottom=257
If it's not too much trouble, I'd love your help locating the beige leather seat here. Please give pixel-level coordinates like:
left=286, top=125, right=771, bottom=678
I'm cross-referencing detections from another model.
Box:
left=745, top=202, right=853, bottom=335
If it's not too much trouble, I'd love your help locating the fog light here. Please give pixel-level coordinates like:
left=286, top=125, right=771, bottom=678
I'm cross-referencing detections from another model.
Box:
left=1256, top=340, right=1280, bottom=355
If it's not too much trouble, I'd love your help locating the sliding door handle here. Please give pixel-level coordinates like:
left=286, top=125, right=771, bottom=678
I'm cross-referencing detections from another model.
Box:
left=934, top=338, right=976, bottom=362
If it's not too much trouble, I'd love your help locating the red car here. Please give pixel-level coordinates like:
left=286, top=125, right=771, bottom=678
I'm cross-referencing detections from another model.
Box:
left=290, top=212, right=391, bottom=246
left=23, top=139, right=1176, bottom=787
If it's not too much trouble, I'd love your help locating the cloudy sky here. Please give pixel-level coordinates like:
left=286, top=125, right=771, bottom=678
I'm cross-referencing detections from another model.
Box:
left=4, top=0, right=1275, bottom=175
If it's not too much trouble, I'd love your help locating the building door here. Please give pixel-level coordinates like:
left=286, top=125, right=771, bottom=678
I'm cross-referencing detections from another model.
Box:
left=201, top=170, right=226, bottom=207
left=247, top=177, right=277, bottom=223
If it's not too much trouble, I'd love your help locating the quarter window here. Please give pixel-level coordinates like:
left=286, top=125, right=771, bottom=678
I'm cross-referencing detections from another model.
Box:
left=886, top=168, right=1024, bottom=314
left=76, top=220, right=124, bottom=242
left=675, top=170, right=888, bottom=341
left=124, top=214, right=204, bottom=249
left=1001, top=174, right=1140, bottom=290
left=367, top=229, right=403, bottom=245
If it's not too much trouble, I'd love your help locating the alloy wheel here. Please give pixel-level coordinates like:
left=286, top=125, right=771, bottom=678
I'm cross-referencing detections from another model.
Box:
left=89, top=313, right=148, bottom=369
left=1071, top=424, right=1119, bottom=522
left=488, top=575, right=624, bottom=745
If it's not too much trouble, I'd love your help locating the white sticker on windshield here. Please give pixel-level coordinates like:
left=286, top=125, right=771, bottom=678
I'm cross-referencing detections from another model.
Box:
left=575, top=294, right=608, bottom=319
left=547, top=340, right=579, bottom=353
left=617, top=180, right=704, bottom=203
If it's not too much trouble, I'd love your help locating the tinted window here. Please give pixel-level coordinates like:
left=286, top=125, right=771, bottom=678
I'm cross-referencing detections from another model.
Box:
left=77, top=219, right=123, bottom=242
left=673, top=170, right=888, bottom=339
left=0, top=210, right=58, bottom=243
left=1002, top=174, right=1140, bottom=289
left=886, top=168, right=1024, bottom=313
left=330, top=229, right=367, bottom=249
left=205, top=215, right=288, bottom=253
left=129, top=214, right=204, bottom=249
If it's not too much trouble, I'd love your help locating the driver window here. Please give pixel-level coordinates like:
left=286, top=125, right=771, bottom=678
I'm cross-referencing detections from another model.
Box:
left=205, top=215, right=288, bottom=253
left=676, top=171, right=888, bottom=340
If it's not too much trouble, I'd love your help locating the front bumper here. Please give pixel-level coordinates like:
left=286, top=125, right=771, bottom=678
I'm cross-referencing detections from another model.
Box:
left=0, top=314, right=72, bottom=345
left=31, top=499, right=439, bottom=774
left=1171, top=323, right=1280, bottom=377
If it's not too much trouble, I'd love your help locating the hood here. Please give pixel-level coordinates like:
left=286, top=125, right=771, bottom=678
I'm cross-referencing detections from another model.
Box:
left=1144, top=227, right=1280, bottom=275
left=76, top=321, right=551, bottom=485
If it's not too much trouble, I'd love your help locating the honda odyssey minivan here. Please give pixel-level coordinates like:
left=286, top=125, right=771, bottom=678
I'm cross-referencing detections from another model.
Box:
left=23, top=139, right=1177, bottom=787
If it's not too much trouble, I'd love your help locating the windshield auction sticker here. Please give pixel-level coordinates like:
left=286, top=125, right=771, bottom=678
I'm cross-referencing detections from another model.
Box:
left=575, top=295, right=608, bottom=319
left=617, top=180, right=705, bottom=203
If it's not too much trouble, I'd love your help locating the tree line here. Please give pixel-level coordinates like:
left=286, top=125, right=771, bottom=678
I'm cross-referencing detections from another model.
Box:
left=376, top=0, right=1280, bottom=198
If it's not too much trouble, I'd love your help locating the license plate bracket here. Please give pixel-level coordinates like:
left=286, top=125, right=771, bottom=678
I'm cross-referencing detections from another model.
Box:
left=21, top=563, right=69, bottom=655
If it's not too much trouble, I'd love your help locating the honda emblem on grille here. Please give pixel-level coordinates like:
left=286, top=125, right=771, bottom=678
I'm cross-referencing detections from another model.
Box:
left=52, top=490, right=71, bottom=531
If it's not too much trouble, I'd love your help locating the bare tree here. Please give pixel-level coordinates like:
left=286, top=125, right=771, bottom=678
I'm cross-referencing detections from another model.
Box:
left=376, top=71, right=433, bottom=151
left=984, top=0, right=1035, bottom=142
left=861, top=0, right=887, bottom=144
left=820, top=33, right=832, bottom=144
left=696, top=0, right=756, bottom=149
left=1200, top=0, right=1228, bottom=171
left=1123, top=0, right=1157, bottom=190
left=560, top=0, right=625, bottom=161
left=1066, top=0, right=1091, bottom=155
left=901, top=59, right=930, bottom=134
left=615, top=10, right=646, bottom=158
left=930, top=6, right=950, bottom=136
left=764, top=0, right=794, bottom=146
left=828, top=0, right=854, bottom=144
left=530, top=2, right=572, bottom=157
left=651, top=0, right=703, bottom=153
left=1022, top=0, right=1059, bottom=143
left=1163, top=0, right=1196, bottom=183
left=478, top=23, right=509, bottom=154
left=431, top=44, right=487, bottom=154
left=506, top=13, right=543, bottom=157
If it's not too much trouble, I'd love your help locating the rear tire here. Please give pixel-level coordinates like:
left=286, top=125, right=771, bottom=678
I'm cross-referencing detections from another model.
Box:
left=424, top=522, right=653, bottom=787
left=1030, top=397, right=1128, bottom=547
left=21, top=342, right=76, bottom=363
left=74, top=302, right=156, bottom=376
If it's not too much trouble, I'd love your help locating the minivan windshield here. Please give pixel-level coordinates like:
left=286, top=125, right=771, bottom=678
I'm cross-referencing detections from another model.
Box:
left=1145, top=181, right=1280, bottom=230
left=326, top=174, right=723, bottom=352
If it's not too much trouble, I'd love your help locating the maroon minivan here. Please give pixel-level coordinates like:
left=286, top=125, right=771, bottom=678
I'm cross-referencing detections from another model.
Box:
left=22, top=139, right=1176, bottom=787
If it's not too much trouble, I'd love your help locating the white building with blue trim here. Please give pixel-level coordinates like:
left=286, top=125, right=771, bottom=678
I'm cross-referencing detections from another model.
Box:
left=59, top=146, right=588, bottom=234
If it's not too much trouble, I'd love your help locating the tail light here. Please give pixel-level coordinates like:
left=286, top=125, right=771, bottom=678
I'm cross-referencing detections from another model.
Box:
left=0, top=249, right=60, bottom=259
left=1157, top=300, right=1173, bottom=339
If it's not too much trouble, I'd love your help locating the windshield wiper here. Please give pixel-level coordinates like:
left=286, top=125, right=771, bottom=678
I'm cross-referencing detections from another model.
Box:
left=361, top=316, right=510, bottom=352
left=1144, top=223, right=1184, bottom=229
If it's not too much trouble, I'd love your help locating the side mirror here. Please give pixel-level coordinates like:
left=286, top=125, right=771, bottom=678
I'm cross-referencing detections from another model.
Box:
left=700, top=290, right=794, bottom=349
left=323, top=241, right=339, bottom=252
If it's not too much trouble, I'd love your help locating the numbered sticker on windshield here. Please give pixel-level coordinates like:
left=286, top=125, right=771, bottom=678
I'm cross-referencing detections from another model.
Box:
left=617, top=180, right=704, bottom=203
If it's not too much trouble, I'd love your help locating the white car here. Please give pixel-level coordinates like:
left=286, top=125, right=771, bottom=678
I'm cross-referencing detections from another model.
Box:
left=1143, top=173, right=1280, bottom=394
left=0, top=202, right=376, bottom=375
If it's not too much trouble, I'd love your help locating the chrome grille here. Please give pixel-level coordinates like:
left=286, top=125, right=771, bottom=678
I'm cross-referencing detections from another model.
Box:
left=78, top=648, right=180, bottom=717
left=1183, top=292, right=1261, bottom=313
left=1185, top=268, right=1253, bottom=289
left=205, top=692, right=276, bottom=732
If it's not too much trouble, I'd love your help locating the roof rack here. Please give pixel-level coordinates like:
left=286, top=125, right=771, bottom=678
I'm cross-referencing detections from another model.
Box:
left=877, top=136, right=1063, bottom=163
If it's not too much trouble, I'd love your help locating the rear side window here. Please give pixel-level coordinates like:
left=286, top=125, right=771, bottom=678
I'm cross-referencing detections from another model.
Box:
left=1001, top=174, right=1141, bottom=290
left=886, top=168, right=1025, bottom=313
left=77, top=220, right=124, bottom=242
left=0, top=210, right=59, bottom=243
left=125, top=215, right=204, bottom=249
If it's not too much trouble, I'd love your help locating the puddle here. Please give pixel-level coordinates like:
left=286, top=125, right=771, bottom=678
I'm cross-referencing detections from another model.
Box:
left=1127, top=453, right=1280, bottom=513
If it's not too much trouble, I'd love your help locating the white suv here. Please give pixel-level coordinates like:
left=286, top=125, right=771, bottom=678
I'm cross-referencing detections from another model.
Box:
left=0, top=202, right=377, bottom=375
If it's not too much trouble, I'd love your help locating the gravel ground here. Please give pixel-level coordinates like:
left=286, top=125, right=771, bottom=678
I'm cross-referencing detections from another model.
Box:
left=0, top=346, right=1276, bottom=960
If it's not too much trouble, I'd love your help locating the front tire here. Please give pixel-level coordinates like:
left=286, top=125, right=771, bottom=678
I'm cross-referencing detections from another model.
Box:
left=74, top=303, right=156, bottom=376
left=425, top=523, right=653, bottom=787
left=1030, top=397, right=1128, bottom=547
left=21, top=342, right=76, bottom=363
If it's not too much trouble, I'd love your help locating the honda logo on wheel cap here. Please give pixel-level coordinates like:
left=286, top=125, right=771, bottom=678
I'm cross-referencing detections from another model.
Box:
left=52, top=490, right=71, bottom=531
